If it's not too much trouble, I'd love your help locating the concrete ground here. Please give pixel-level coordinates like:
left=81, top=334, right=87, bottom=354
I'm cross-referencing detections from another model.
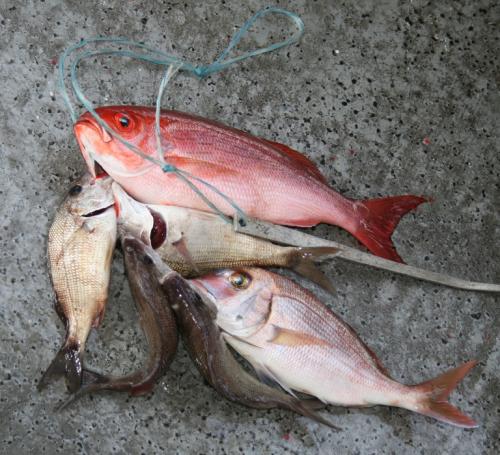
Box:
left=1, top=0, right=499, bottom=453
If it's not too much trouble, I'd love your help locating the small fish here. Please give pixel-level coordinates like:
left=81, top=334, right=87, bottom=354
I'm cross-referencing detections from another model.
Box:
left=60, top=236, right=178, bottom=407
left=138, top=242, right=337, bottom=428
left=39, top=174, right=116, bottom=393
left=191, top=268, right=478, bottom=428
left=112, top=183, right=337, bottom=292
left=74, top=106, right=428, bottom=263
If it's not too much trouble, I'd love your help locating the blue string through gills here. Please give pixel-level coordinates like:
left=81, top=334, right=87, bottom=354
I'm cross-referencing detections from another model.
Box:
left=59, top=7, right=305, bottom=223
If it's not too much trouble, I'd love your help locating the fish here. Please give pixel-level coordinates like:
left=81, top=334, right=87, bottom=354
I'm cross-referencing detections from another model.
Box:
left=112, top=182, right=338, bottom=292
left=38, top=173, right=117, bottom=393
left=136, top=241, right=337, bottom=428
left=59, top=236, right=178, bottom=407
left=190, top=268, right=478, bottom=428
left=74, top=106, right=428, bottom=263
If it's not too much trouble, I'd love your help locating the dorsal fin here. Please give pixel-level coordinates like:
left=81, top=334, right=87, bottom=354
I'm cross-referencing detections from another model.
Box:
left=262, top=139, right=328, bottom=184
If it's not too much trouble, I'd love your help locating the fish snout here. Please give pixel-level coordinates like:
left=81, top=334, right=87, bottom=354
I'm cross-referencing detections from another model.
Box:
left=75, top=112, right=113, bottom=143
left=74, top=114, right=114, bottom=178
left=190, top=274, right=230, bottom=302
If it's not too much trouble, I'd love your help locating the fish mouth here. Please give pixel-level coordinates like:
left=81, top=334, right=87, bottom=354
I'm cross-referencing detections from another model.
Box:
left=75, top=116, right=157, bottom=179
left=94, top=162, right=108, bottom=178
left=76, top=118, right=113, bottom=143
left=82, top=204, right=115, bottom=218
left=81, top=141, right=110, bottom=180
left=188, top=279, right=220, bottom=317
left=190, top=279, right=216, bottom=302
left=74, top=118, right=112, bottom=179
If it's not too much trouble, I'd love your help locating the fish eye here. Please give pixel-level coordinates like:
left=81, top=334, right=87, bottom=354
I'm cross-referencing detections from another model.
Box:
left=141, top=254, right=153, bottom=265
left=68, top=185, right=82, bottom=196
left=228, top=272, right=251, bottom=290
left=119, top=116, right=130, bottom=128
left=114, top=113, right=134, bottom=131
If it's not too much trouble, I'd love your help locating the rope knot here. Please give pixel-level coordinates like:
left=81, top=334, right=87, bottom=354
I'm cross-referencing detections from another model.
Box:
left=161, top=163, right=176, bottom=173
left=193, top=66, right=209, bottom=78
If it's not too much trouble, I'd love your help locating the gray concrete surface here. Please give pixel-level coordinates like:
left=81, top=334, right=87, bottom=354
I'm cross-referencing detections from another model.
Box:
left=1, top=0, right=499, bottom=453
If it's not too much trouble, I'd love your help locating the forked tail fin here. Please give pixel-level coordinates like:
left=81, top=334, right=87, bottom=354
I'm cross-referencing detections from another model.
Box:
left=352, top=195, right=429, bottom=262
left=412, top=360, right=478, bottom=428
left=37, top=340, right=82, bottom=393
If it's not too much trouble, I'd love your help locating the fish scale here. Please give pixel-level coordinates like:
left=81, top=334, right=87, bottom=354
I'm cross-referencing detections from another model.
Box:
left=192, top=268, right=477, bottom=428
left=113, top=183, right=337, bottom=291
left=75, top=106, right=428, bottom=263
left=243, top=294, right=404, bottom=405
left=39, top=174, right=117, bottom=393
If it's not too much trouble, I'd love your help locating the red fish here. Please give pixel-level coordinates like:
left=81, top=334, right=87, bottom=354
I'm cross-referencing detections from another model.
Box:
left=191, top=268, right=478, bottom=428
left=74, top=106, right=428, bottom=262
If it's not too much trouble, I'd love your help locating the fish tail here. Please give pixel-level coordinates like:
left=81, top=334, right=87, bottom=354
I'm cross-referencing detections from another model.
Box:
left=38, top=339, right=83, bottom=393
left=411, top=360, right=478, bottom=428
left=348, top=195, right=429, bottom=262
left=288, top=247, right=339, bottom=293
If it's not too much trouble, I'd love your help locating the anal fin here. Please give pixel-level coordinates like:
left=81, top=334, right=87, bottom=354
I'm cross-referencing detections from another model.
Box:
left=289, top=247, right=339, bottom=294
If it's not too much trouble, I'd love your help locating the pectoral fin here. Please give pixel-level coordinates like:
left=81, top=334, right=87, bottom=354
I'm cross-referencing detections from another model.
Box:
left=171, top=236, right=200, bottom=275
left=268, top=326, right=331, bottom=348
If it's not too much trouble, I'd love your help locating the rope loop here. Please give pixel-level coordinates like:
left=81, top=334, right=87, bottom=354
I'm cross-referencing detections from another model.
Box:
left=59, top=7, right=304, bottom=222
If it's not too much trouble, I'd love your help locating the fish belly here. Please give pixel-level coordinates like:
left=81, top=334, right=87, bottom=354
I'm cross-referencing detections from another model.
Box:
left=227, top=332, right=405, bottom=408
left=108, top=160, right=353, bottom=228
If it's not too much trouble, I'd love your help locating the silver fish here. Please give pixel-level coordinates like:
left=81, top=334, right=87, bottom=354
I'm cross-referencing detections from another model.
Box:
left=112, top=183, right=338, bottom=292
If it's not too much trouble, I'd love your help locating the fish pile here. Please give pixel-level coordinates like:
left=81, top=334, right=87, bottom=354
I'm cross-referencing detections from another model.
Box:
left=39, top=106, right=478, bottom=429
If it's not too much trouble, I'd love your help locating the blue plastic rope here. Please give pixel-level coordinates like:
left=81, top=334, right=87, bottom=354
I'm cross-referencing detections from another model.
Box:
left=193, top=7, right=304, bottom=77
left=59, top=6, right=304, bottom=220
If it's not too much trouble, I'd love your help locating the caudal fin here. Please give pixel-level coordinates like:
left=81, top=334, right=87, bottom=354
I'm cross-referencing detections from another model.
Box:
left=288, top=247, right=340, bottom=293
left=38, top=340, right=83, bottom=393
left=352, top=195, right=428, bottom=262
left=412, top=360, right=478, bottom=428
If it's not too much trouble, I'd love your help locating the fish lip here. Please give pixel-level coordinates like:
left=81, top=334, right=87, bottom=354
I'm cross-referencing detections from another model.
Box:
left=111, top=182, right=129, bottom=214
left=76, top=132, right=97, bottom=179
left=74, top=118, right=112, bottom=178
left=76, top=118, right=112, bottom=143
left=190, top=279, right=216, bottom=303
left=82, top=204, right=115, bottom=218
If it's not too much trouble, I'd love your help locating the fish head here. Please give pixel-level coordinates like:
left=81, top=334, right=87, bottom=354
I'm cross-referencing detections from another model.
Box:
left=121, top=235, right=157, bottom=280
left=112, top=183, right=155, bottom=246
left=121, top=236, right=174, bottom=281
left=74, top=106, right=158, bottom=179
left=61, top=172, right=115, bottom=221
left=190, top=268, right=274, bottom=337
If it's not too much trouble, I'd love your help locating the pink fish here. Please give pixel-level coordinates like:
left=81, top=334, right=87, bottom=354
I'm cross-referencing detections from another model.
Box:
left=74, top=106, right=428, bottom=262
left=190, top=268, right=478, bottom=428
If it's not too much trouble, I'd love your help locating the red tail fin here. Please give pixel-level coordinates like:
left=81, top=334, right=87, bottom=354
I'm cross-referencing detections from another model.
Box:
left=353, top=195, right=428, bottom=262
left=413, top=360, right=478, bottom=428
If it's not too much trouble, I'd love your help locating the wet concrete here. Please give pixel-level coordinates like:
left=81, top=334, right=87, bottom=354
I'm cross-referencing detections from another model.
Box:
left=0, top=0, right=499, bottom=453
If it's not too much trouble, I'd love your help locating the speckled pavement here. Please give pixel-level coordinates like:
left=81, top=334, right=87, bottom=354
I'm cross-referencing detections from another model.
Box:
left=1, top=1, right=499, bottom=453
